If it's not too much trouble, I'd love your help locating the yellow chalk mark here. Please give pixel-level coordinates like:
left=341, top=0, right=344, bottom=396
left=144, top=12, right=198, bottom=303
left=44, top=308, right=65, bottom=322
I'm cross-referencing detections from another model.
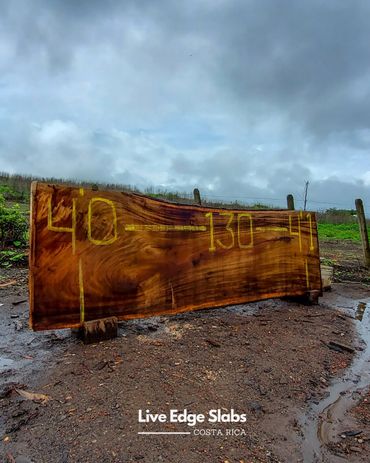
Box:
left=47, top=196, right=76, bottom=255
left=79, top=258, right=85, bottom=324
left=88, top=197, right=118, bottom=245
left=237, top=213, right=253, bottom=249
left=306, top=213, right=314, bottom=251
left=256, top=226, right=288, bottom=232
left=205, top=212, right=216, bottom=252
left=71, top=200, right=76, bottom=254
left=289, top=214, right=302, bottom=252
left=217, top=212, right=235, bottom=250
left=305, top=259, right=310, bottom=289
left=124, top=224, right=207, bottom=232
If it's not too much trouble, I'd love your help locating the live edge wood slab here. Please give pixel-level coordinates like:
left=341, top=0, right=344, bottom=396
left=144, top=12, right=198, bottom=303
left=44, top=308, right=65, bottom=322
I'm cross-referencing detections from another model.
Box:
left=29, top=182, right=322, bottom=331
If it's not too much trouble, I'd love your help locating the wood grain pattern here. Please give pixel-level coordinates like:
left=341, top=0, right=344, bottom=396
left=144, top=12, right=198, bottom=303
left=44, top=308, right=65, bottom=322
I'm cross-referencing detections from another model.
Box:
left=29, top=182, right=322, bottom=331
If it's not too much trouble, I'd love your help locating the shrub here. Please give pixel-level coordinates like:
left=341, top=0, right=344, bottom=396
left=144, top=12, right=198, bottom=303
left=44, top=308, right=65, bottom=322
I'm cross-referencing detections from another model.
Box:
left=0, top=184, right=26, bottom=201
left=0, top=194, right=28, bottom=248
left=0, top=249, right=28, bottom=268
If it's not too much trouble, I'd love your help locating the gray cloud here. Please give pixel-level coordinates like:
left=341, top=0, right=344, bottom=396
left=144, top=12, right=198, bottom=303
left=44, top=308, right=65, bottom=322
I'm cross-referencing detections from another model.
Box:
left=1, top=0, right=370, bottom=210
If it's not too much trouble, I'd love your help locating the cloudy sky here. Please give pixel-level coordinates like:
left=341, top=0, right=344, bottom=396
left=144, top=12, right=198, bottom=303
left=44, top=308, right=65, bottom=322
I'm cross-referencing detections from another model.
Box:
left=1, top=0, right=370, bottom=210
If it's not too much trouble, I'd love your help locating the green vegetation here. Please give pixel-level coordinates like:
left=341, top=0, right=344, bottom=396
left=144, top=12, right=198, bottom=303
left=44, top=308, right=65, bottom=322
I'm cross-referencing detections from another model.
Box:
left=1, top=171, right=369, bottom=251
left=0, top=248, right=28, bottom=268
left=0, top=192, right=28, bottom=268
left=0, top=172, right=278, bottom=210
left=0, top=194, right=28, bottom=248
left=320, top=257, right=336, bottom=266
left=0, top=171, right=135, bottom=201
left=317, top=208, right=357, bottom=225
left=317, top=223, right=367, bottom=242
left=0, top=184, right=26, bottom=201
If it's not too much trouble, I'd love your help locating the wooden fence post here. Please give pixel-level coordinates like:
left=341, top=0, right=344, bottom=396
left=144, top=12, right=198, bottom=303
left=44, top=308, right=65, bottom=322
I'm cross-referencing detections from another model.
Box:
left=193, top=188, right=201, bottom=205
left=355, top=198, right=370, bottom=268
left=287, top=194, right=295, bottom=210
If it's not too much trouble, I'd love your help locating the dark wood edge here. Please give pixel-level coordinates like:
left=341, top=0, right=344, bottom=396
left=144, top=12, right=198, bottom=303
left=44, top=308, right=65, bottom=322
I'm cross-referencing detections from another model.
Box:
left=28, top=181, right=38, bottom=330
left=36, top=182, right=316, bottom=214
left=31, top=289, right=319, bottom=331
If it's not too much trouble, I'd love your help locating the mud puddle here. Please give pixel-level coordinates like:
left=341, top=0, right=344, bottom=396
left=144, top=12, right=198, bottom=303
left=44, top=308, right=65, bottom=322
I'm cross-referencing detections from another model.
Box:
left=0, top=289, right=72, bottom=397
left=0, top=357, right=14, bottom=370
left=300, top=285, right=370, bottom=462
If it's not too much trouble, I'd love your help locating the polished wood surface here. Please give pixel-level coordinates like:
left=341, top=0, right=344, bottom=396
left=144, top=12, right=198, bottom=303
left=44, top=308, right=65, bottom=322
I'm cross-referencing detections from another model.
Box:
left=29, top=182, right=322, bottom=330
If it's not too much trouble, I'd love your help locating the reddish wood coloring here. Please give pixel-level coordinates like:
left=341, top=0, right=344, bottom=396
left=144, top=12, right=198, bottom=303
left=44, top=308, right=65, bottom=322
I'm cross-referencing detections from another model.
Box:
left=29, top=182, right=322, bottom=330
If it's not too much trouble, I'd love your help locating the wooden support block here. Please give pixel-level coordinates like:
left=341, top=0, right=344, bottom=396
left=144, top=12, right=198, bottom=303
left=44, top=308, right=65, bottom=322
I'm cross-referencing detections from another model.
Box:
left=284, top=290, right=321, bottom=306
left=78, top=317, right=118, bottom=344
left=305, top=290, right=321, bottom=305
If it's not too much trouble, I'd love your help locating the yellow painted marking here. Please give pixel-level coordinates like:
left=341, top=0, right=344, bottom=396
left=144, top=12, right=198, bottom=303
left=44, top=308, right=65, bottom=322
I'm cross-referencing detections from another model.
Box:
left=217, top=212, right=235, bottom=250
left=255, top=226, right=288, bottom=232
left=79, top=188, right=84, bottom=196
left=47, top=196, right=76, bottom=255
left=237, top=213, right=253, bottom=248
left=79, top=258, right=85, bottom=324
left=71, top=200, right=76, bottom=254
left=289, top=214, right=302, bottom=252
left=124, top=224, right=207, bottom=232
left=305, top=259, right=310, bottom=289
left=306, top=213, right=314, bottom=251
left=205, top=212, right=216, bottom=252
left=88, top=197, right=118, bottom=245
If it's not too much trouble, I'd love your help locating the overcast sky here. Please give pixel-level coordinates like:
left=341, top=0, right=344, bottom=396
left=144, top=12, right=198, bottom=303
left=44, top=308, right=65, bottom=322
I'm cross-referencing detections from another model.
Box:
left=1, top=0, right=370, bottom=210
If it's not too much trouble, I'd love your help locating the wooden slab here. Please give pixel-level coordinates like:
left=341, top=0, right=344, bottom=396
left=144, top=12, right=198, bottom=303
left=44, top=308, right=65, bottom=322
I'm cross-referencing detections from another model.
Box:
left=29, top=182, right=322, bottom=331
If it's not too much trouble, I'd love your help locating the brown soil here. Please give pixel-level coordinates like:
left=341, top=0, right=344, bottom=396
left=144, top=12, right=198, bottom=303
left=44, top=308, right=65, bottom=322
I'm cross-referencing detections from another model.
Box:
left=319, top=239, right=370, bottom=284
left=344, top=389, right=370, bottom=453
left=0, top=282, right=362, bottom=463
left=0, top=238, right=369, bottom=463
left=325, top=388, right=370, bottom=459
left=352, top=389, right=370, bottom=427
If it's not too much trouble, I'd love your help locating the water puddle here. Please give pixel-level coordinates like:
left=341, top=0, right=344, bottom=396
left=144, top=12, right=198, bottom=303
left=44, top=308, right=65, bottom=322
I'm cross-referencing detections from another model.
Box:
left=0, top=357, right=14, bottom=370
left=300, top=295, right=370, bottom=462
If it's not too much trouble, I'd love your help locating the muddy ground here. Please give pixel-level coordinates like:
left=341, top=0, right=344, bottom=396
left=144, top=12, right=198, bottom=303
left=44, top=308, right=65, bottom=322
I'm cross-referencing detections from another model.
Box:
left=319, top=239, right=370, bottom=285
left=0, top=240, right=369, bottom=463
